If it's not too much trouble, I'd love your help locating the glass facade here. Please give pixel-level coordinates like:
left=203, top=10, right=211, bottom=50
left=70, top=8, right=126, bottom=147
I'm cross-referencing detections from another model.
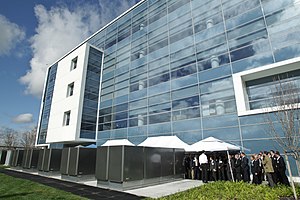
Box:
left=86, top=0, right=300, bottom=151
left=80, top=47, right=103, bottom=139
left=37, top=64, right=58, bottom=144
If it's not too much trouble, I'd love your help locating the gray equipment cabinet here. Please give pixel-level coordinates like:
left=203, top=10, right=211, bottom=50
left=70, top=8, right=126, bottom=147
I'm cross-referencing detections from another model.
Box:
left=0, top=150, right=7, bottom=165
left=22, top=149, right=39, bottom=169
left=38, top=149, right=62, bottom=172
left=60, top=147, right=96, bottom=177
left=96, top=146, right=184, bottom=190
left=10, top=149, right=24, bottom=167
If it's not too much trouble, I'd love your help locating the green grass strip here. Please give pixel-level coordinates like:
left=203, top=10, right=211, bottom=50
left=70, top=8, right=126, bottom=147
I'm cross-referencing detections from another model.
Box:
left=158, top=181, right=300, bottom=200
left=0, top=173, right=87, bottom=200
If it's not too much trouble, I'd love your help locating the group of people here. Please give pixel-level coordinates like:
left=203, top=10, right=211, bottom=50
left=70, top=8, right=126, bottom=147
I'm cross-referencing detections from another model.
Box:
left=249, top=150, right=290, bottom=186
left=183, top=150, right=290, bottom=186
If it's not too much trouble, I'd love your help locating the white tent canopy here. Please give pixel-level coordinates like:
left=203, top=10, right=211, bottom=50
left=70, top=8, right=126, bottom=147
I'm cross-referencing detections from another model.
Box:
left=187, top=137, right=240, bottom=152
left=187, top=136, right=240, bottom=181
left=138, top=135, right=190, bottom=151
left=101, top=139, right=135, bottom=146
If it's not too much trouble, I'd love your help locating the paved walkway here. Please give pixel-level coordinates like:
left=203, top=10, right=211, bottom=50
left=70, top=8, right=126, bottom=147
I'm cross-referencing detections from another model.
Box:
left=0, top=169, right=143, bottom=200
left=126, top=179, right=203, bottom=198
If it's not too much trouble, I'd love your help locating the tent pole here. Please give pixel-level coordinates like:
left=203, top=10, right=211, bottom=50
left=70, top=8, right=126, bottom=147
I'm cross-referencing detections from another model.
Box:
left=227, top=150, right=234, bottom=182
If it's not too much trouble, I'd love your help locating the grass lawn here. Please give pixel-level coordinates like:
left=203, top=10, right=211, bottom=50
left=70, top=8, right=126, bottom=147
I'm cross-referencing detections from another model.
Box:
left=158, top=181, right=300, bottom=200
left=0, top=172, right=87, bottom=200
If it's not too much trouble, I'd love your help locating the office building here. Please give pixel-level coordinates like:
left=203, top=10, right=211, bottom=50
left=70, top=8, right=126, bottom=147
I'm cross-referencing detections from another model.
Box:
left=36, top=0, right=300, bottom=163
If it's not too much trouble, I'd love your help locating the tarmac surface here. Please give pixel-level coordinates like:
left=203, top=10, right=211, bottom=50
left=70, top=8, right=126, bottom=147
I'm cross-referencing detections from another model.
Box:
left=0, top=169, right=144, bottom=200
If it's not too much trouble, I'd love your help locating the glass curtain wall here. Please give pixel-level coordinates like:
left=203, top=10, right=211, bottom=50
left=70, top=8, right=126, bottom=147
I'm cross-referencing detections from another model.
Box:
left=88, top=0, right=300, bottom=147
left=37, top=64, right=58, bottom=144
left=80, top=47, right=103, bottom=139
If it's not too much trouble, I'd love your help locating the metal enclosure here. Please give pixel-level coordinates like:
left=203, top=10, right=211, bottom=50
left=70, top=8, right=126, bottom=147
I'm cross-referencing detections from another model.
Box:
left=22, top=149, right=28, bottom=167
left=17, top=150, right=24, bottom=167
left=60, top=147, right=96, bottom=176
left=37, top=149, right=45, bottom=170
left=95, top=147, right=108, bottom=181
left=68, top=148, right=79, bottom=176
left=9, top=149, right=16, bottom=166
left=108, top=146, right=123, bottom=182
left=0, top=150, right=7, bottom=164
left=96, top=146, right=184, bottom=189
left=22, top=149, right=39, bottom=169
left=77, top=148, right=96, bottom=175
left=38, top=149, right=62, bottom=172
left=47, top=149, right=62, bottom=171
left=123, top=146, right=144, bottom=182
left=60, top=148, right=70, bottom=174
left=10, top=149, right=24, bottom=167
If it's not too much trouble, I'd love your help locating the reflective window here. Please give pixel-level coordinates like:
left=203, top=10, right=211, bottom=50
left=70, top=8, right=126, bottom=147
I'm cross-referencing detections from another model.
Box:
left=172, top=107, right=200, bottom=121
left=149, top=103, right=171, bottom=114
left=171, top=64, right=197, bottom=79
left=172, top=95, right=199, bottom=110
left=149, top=112, right=171, bottom=124
left=67, top=82, right=74, bottom=97
left=113, top=120, right=127, bottom=129
left=172, top=85, right=199, bottom=100
left=200, top=77, right=236, bottom=116
left=70, top=57, right=78, bottom=71
left=63, top=111, right=71, bottom=126
left=246, top=69, right=300, bottom=109
left=148, top=92, right=170, bottom=105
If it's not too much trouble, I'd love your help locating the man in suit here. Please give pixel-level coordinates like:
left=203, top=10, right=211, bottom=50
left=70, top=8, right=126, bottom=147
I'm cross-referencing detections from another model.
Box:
left=193, top=154, right=200, bottom=180
left=183, top=155, right=191, bottom=179
left=270, top=150, right=278, bottom=184
left=275, top=151, right=290, bottom=186
left=218, top=156, right=226, bottom=180
left=241, top=152, right=250, bottom=182
left=250, top=155, right=261, bottom=184
left=234, top=154, right=242, bottom=181
left=210, top=156, right=218, bottom=181
left=227, top=154, right=235, bottom=181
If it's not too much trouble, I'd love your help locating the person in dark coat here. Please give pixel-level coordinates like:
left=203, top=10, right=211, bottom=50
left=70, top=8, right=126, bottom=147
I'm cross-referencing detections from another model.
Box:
left=210, top=157, right=218, bottom=181
left=258, top=152, right=264, bottom=182
left=241, top=152, right=250, bottom=182
left=234, top=154, right=242, bottom=181
left=193, top=155, right=200, bottom=180
left=270, top=150, right=278, bottom=184
left=275, top=151, right=290, bottom=186
left=227, top=155, right=235, bottom=181
left=183, top=155, right=191, bottom=179
left=218, top=156, right=226, bottom=180
left=251, top=155, right=261, bottom=184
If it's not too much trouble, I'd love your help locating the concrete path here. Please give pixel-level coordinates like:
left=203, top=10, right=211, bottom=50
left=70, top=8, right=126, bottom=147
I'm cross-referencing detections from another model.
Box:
left=125, top=179, right=203, bottom=198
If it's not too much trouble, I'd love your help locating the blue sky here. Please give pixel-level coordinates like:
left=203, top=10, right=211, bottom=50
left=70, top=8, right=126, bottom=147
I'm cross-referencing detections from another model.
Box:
left=0, top=0, right=140, bottom=132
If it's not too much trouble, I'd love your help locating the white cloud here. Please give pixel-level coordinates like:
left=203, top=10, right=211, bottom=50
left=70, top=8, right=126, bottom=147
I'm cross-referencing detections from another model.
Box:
left=97, top=0, right=139, bottom=25
left=12, top=113, right=33, bottom=124
left=19, top=4, right=102, bottom=98
left=20, top=1, right=139, bottom=98
left=0, top=15, right=25, bottom=55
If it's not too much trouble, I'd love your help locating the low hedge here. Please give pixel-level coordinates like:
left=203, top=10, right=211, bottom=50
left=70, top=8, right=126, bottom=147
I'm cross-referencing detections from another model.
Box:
left=159, top=181, right=300, bottom=200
